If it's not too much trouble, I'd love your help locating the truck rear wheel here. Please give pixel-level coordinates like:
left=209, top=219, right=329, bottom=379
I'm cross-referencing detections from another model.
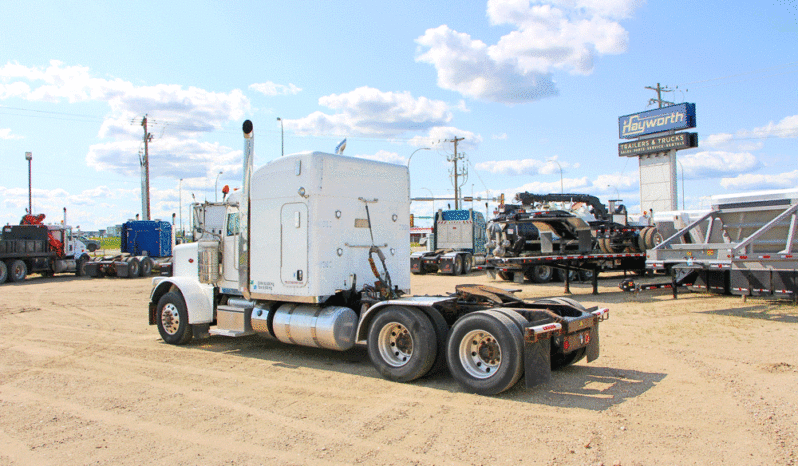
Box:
left=156, top=291, right=193, bottom=345
left=453, top=255, right=464, bottom=275
left=9, top=260, right=27, bottom=282
left=446, top=311, right=524, bottom=395
left=367, top=306, right=437, bottom=382
left=140, top=257, right=153, bottom=276
left=527, top=265, right=553, bottom=283
left=0, top=261, right=7, bottom=284
left=552, top=347, right=587, bottom=369
left=126, top=258, right=140, bottom=278
left=463, top=254, right=473, bottom=274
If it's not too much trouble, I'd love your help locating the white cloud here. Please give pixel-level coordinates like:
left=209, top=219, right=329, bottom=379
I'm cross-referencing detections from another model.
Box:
left=1, top=60, right=250, bottom=178
left=720, top=170, right=798, bottom=190
left=352, top=150, right=407, bottom=165
left=492, top=133, right=508, bottom=140
left=415, top=0, right=640, bottom=103
left=0, top=128, right=23, bottom=139
left=249, top=81, right=302, bottom=96
left=748, top=114, right=798, bottom=139
left=679, top=151, right=760, bottom=178
left=476, top=157, right=577, bottom=176
left=289, top=86, right=454, bottom=137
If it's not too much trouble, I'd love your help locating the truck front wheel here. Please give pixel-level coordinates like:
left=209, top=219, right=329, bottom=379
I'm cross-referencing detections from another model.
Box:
left=156, top=291, right=193, bottom=345
left=367, top=306, right=437, bottom=382
left=446, top=311, right=524, bottom=395
left=0, top=261, right=7, bottom=284
left=9, top=260, right=27, bottom=282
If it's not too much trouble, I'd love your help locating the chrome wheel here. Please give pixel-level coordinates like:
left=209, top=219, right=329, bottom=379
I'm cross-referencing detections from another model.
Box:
left=377, top=322, right=413, bottom=367
left=160, top=302, right=181, bottom=336
left=459, top=329, right=501, bottom=379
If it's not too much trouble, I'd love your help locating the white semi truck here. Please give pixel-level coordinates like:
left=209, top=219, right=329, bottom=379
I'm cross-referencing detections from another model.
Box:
left=148, top=120, right=608, bottom=395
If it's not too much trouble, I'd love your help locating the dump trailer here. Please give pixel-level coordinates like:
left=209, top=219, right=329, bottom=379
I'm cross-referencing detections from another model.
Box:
left=148, top=121, right=609, bottom=395
left=647, top=188, right=798, bottom=299
left=410, top=209, right=487, bottom=275
left=86, top=220, right=173, bottom=278
left=0, top=212, right=91, bottom=285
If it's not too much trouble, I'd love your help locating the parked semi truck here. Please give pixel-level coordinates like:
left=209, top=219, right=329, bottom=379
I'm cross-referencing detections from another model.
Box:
left=0, top=211, right=91, bottom=284
left=86, top=220, right=173, bottom=278
left=410, top=208, right=487, bottom=275
left=148, top=120, right=609, bottom=395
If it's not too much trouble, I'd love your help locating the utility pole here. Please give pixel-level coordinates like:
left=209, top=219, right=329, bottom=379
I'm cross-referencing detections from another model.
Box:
left=446, top=136, right=466, bottom=209
left=25, top=152, right=32, bottom=214
left=645, top=83, right=675, bottom=108
left=140, top=115, right=153, bottom=220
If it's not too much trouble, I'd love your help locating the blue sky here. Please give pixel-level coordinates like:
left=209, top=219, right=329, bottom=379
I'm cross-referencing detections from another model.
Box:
left=1, top=0, right=797, bottom=231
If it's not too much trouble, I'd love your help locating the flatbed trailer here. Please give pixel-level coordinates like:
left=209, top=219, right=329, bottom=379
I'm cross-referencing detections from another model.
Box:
left=485, top=252, right=646, bottom=294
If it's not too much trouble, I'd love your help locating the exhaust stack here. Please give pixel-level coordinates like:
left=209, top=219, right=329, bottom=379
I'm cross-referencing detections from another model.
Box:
left=239, top=120, right=254, bottom=299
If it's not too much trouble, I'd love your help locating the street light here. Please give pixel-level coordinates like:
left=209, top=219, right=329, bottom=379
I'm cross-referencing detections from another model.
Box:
left=407, top=147, right=431, bottom=168
left=548, top=158, right=563, bottom=194
left=179, top=178, right=183, bottom=238
left=25, top=152, right=32, bottom=214
left=276, top=117, right=284, bottom=157
left=215, top=171, right=223, bottom=202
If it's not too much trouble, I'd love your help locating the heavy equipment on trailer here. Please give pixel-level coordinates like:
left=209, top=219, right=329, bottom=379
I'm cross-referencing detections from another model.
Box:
left=86, top=220, right=173, bottom=278
left=148, top=120, right=609, bottom=395
left=484, top=193, right=649, bottom=287
left=0, top=211, right=91, bottom=284
left=645, top=188, right=798, bottom=299
left=410, top=208, right=487, bottom=275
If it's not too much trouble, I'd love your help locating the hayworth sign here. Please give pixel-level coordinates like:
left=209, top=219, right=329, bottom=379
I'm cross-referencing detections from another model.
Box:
left=618, top=103, right=698, bottom=213
left=619, top=103, right=696, bottom=139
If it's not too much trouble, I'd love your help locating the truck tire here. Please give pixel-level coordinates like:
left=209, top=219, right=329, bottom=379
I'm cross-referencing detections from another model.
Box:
left=554, top=268, right=578, bottom=282
left=126, top=258, right=140, bottom=278
left=367, top=306, right=437, bottom=382
left=0, top=261, right=7, bottom=284
left=140, top=257, right=153, bottom=276
left=9, top=260, right=27, bottom=283
left=463, top=254, right=473, bottom=274
left=156, top=291, right=193, bottom=345
left=446, top=311, right=524, bottom=395
left=552, top=347, right=587, bottom=369
left=527, top=265, right=553, bottom=283
left=75, top=254, right=89, bottom=276
left=453, top=255, right=464, bottom=275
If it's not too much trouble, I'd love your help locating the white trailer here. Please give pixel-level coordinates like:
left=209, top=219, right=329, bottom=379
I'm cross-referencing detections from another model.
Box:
left=148, top=120, right=608, bottom=395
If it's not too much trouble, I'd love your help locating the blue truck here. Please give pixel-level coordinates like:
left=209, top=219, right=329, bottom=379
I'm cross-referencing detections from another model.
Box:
left=86, top=220, right=173, bottom=278
left=410, top=209, right=487, bottom=275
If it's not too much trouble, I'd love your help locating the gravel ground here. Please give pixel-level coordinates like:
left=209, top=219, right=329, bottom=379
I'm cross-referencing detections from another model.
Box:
left=1, top=271, right=796, bottom=465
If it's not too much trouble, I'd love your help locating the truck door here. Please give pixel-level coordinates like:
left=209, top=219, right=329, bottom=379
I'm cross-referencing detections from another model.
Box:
left=222, top=210, right=240, bottom=284
left=281, top=203, right=308, bottom=286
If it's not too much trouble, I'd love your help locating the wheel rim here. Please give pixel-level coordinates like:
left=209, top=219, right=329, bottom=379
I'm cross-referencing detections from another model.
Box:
left=459, top=329, right=501, bottom=379
left=160, top=303, right=181, bottom=336
left=535, top=266, right=551, bottom=281
left=377, top=322, right=413, bottom=367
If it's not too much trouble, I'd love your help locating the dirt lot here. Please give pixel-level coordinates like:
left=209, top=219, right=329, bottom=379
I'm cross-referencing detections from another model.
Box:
left=1, top=271, right=797, bottom=466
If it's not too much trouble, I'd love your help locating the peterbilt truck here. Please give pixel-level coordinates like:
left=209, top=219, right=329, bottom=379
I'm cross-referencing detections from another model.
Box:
left=148, top=120, right=608, bottom=395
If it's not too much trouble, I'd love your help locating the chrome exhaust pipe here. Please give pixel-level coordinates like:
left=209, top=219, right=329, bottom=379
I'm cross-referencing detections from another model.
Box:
left=239, top=120, right=254, bottom=299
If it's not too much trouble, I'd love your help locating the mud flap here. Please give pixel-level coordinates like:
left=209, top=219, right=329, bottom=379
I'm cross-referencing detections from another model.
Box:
left=586, top=323, right=600, bottom=362
left=114, top=261, right=130, bottom=278
left=523, top=338, right=552, bottom=388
